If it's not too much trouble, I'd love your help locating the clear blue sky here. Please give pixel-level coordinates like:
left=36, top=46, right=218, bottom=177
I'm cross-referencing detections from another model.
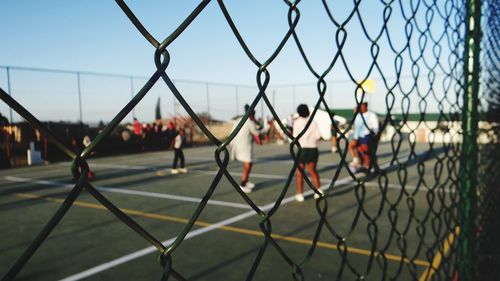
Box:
left=0, top=1, right=452, bottom=122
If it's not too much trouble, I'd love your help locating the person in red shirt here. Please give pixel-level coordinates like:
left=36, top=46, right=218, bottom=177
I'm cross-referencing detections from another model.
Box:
left=133, top=118, right=142, bottom=136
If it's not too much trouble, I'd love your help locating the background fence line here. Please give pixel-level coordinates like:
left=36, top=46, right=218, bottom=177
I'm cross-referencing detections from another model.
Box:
left=0, top=65, right=450, bottom=127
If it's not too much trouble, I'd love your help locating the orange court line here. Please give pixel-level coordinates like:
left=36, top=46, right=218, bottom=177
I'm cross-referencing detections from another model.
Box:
left=13, top=192, right=430, bottom=268
left=418, top=226, right=460, bottom=281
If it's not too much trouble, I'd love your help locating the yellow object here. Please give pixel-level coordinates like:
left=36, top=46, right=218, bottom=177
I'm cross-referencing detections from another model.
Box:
left=360, top=79, right=376, bottom=93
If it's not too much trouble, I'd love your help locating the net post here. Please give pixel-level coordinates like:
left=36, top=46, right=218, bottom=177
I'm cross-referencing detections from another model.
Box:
left=459, top=0, right=482, bottom=280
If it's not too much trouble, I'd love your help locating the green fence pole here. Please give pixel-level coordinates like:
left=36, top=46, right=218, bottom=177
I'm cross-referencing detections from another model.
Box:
left=459, top=0, right=482, bottom=280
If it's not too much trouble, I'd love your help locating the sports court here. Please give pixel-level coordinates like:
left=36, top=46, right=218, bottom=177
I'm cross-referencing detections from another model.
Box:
left=1, top=0, right=498, bottom=280
left=0, top=140, right=454, bottom=281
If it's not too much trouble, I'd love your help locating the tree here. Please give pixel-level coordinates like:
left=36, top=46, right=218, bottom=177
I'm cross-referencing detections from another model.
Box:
left=155, top=97, right=162, bottom=120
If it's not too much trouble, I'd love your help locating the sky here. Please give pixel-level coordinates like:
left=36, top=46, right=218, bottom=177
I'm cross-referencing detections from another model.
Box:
left=0, top=0, right=459, bottom=123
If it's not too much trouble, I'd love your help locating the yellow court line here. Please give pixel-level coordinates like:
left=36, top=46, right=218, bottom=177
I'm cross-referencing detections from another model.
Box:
left=418, top=226, right=460, bottom=281
left=14, top=192, right=430, bottom=267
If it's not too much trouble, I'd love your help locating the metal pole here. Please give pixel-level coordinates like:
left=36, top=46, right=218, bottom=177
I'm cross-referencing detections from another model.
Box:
left=260, top=94, right=264, bottom=122
left=459, top=0, right=481, bottom=280
left=130, top=76, right=135, bottom=120
left=272, top=89, right=276, bottom=111
left=77, top=72, right=83, bottom=124
left=6, top=67, right=13, bottom=123
left=330, top=84, right=334, bottom=107
left=172, top=96, right=176, bottom=117
left=206, top=83, right=210, bottom=126
left=235, top=86, right=239, bottom=116
left=172, top=79, right=176, bottom=117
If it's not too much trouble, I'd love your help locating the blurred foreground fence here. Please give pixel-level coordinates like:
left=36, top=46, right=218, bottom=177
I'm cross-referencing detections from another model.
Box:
left=1, top=0, right=499, bottom=280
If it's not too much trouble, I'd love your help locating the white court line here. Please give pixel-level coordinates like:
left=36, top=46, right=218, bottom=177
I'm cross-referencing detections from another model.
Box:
left=57, top=176, right=351, bottom=281
left=59, top=150, right=430, bottom=280
left=62, top=156, right=334, bottom=171
left=81, top=163, right=153, bottom=170
left=4, top=176, right=252, bottom=210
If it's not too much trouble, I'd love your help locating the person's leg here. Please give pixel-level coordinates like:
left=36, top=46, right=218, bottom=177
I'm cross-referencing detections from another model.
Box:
left=359, top=144, right=370, bottom=169
left=171, top=149, right=180, bottom=174
left=179, top=149, right=185, bottom=168
left=178, top=149, right=188, bottom=173
left=241, top=162, right=253, bottom=186
left=173, top=149, right=179, bottom=169
left=331, top=136, right=338, bottom=152
left=296, top=163, right=305, bottom=194
left=349, top=139, right=359, bottom=160
left=306, top=162, right=321, bottom=189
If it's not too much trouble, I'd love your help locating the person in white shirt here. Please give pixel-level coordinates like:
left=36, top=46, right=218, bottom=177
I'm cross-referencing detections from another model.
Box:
left=348, top=102, right=379, bottom=173
left=293, top=104, right=322, bottom=202
left=230, top=105, right=262, bottom=193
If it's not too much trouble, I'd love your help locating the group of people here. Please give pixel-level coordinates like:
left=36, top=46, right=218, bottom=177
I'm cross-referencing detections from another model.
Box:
left=131, top=118, right=180, bottom=151
left=229, top=103, right=379, bottom=202
left=163, top=102, right=379, bottom=203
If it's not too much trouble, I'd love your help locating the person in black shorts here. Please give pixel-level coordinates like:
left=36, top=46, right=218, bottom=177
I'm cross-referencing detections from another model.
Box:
left=293, top=104, right=322, bottom=202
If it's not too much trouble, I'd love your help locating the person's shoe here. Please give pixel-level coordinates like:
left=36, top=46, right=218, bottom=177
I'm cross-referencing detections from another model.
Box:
left=171, top=169, right=179, bottom=174
left=313, top=189, right=324, bottom=199
left=348, top=163, right=358, bottom=174
left=240, top=185, right=252, bottom=194
left=350, top=157, right=360, bottom=165
left=295, top=193, right=305, bottom=202
left=245, top=181, right=256, bottom=189
left=179, top=168, right=188, bottom=174
left=331, top=146, right=338, bottom=153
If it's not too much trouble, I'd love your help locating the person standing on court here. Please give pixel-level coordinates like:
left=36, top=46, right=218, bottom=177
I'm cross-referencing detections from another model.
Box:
left=230, top=104, right=262, bottom=193
left=171, top=128, right=188, bottom=174
left=293, top=104, right=322, bottom=202
left=348, top=102, right=379, bottom=174
left=330, top=111, right=339, bottom=153
left=133, top=117, right=142, bottom=136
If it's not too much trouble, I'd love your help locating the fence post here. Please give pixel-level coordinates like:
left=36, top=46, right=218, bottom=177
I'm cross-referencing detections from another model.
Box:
left=459, top=0, right=481, bottom=280
left=235, top=85, right=239, bottom=116
left=77, top=72, right=83, bottom=124
left=6, top=67, right=13, bottom=124
left=130, top=76, right=135, bottom=120
left=206, top=83, right=210, bottom=126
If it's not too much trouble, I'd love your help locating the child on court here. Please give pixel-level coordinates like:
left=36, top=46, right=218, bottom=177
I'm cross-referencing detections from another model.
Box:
left=171, top=128, right=188, bottom=174
left=293, top=104, right=322, bottom=202
left=348, top=102, right=379, bottom=174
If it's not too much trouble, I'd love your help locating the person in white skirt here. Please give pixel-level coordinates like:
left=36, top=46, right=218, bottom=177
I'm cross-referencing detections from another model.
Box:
left=230, top=105, right=262, bottom=193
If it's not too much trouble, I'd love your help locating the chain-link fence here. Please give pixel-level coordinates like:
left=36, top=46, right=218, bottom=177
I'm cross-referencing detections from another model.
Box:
left=1, top=0, right=498, bottom=280
left=476, top=0, right=500, bottom=280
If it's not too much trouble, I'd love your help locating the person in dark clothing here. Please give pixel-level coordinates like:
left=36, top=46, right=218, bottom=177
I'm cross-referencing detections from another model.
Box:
left=171, top=128, right=187, bottom=174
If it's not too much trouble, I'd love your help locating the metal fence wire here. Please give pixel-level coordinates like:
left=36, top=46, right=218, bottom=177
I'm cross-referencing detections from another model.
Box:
left=0, top=0, right=498, bottom=280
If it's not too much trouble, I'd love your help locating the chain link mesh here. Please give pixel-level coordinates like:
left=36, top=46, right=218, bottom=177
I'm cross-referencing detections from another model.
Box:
left=476, top=0, right=500, bottom=280
left=1, top=0, right=498, bottom=280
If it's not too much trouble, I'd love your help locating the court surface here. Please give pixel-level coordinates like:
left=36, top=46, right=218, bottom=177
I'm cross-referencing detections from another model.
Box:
left=0, top=140, right=455, bottom=281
